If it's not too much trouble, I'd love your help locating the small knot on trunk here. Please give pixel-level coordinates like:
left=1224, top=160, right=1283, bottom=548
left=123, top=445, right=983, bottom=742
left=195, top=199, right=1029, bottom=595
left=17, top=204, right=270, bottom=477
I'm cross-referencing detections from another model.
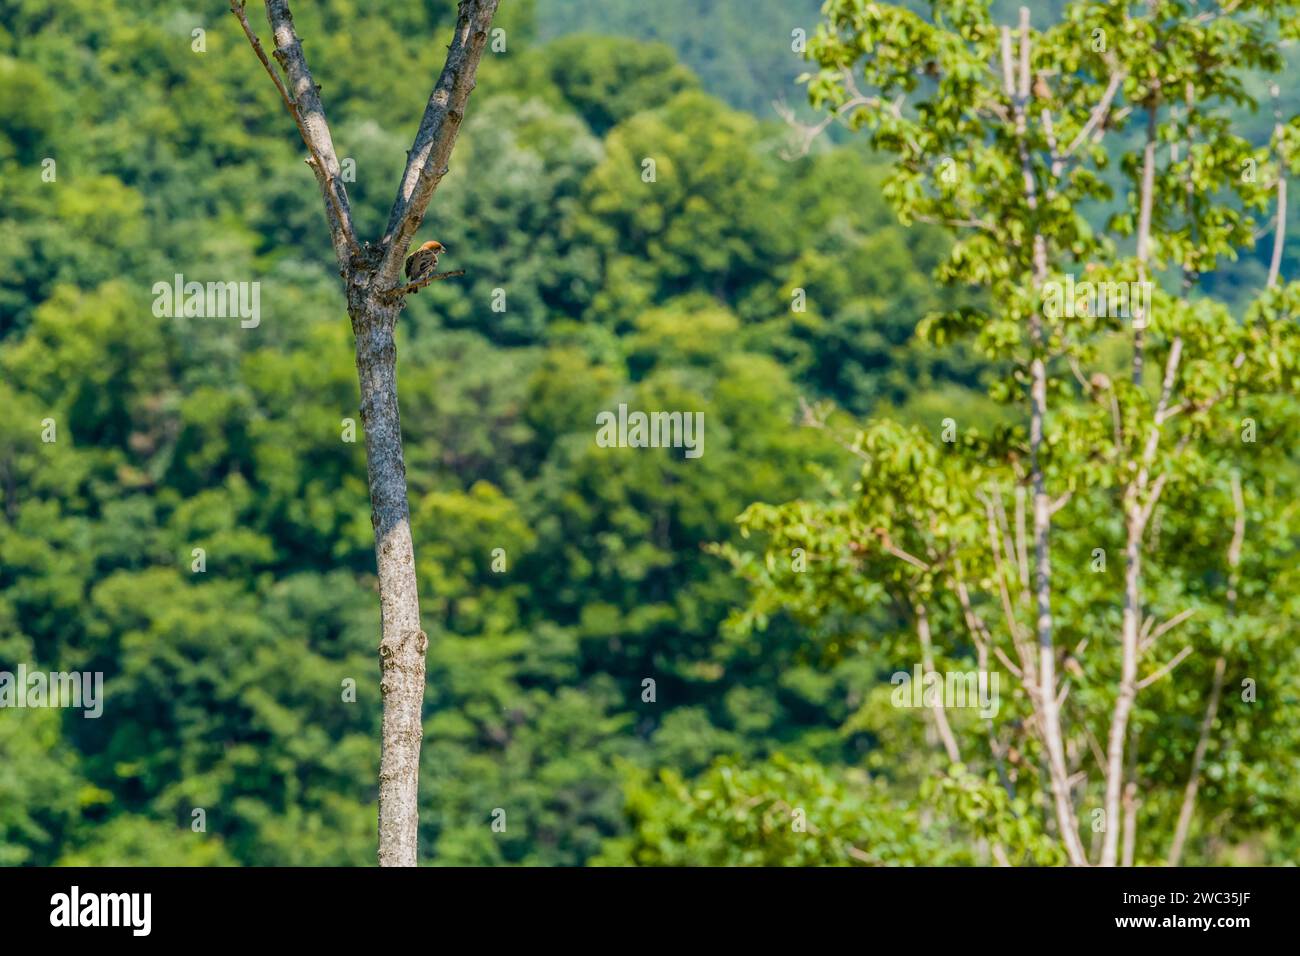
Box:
left=379, top=628, right=428, bottom=661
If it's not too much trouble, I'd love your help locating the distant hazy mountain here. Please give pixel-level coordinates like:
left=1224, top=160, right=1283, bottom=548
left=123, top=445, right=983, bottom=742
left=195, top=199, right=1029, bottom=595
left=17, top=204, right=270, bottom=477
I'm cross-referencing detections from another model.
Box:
left=537, top=0, right=823, bottom=116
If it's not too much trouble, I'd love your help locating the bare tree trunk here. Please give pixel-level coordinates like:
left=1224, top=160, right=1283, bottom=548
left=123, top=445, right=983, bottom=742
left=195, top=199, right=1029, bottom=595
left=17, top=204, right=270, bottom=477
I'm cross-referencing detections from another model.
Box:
left=1121, top=722, right=1140, bottom=867
left=1133, top=98, right=1159, bottom=385
left=232, top=0, right=501, bottom=866
left=1269, top=83, right=1288, bottom=291
left=1001, top=9, right=1088, bottom=866
left=1121, top=786, right=1139, bottom=867
left=1132, top=0, right=1162, bottom=385
left=1030, top=353, right=1086, bottom=866
left=1269, top=177, right=1288, bottom=290
left=1101, top=340, right=1182, bottom=866
left=350, top=296, right=427, bottom=865
left=1102, top=512, right=1142, bottom=866
left=1102, top=13, right=1165, bottom=863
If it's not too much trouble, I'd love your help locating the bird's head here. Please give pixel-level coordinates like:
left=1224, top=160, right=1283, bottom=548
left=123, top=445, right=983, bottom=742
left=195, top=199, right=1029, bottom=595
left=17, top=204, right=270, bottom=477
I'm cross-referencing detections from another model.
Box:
left=420, top=240, right=447, bottom=254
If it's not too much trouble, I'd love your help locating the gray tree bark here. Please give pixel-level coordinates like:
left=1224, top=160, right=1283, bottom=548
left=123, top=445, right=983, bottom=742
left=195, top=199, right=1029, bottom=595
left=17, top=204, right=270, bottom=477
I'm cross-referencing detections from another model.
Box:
left=231, top=0, right=501, bottom=866
left=1000, top=9, right=1088, bottom=866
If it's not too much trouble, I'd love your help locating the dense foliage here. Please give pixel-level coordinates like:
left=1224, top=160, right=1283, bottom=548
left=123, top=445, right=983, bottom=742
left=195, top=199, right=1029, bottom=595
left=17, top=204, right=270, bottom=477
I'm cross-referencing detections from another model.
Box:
left=1, top=0, right=1295, bottom=865
left=713, top=0, right=1300, bottom=866
left=0, top=0, right=975, bottom=865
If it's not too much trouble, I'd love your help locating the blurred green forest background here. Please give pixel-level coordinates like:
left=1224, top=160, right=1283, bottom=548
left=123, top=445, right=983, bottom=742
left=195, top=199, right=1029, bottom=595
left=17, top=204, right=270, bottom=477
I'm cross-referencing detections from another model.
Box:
left=1, top=0, right=1296, bottom=865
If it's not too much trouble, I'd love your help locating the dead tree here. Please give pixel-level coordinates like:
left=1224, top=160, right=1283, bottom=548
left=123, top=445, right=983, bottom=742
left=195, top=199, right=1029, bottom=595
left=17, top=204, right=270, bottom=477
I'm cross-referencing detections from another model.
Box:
left=229, top=0, right=501, bottom=866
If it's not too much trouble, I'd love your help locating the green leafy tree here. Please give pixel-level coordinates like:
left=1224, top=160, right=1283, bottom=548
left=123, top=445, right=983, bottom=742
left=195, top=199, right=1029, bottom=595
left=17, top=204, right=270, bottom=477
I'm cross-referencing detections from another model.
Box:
left=598, top=754, right=975, bottom=866
left=724, top=0, right=1300, bottom=865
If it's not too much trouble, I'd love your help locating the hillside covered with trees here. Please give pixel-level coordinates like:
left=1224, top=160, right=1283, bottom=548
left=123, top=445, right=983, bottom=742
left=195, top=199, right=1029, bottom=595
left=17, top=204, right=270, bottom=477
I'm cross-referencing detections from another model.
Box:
left=2, top=0, right=1297, bottom=866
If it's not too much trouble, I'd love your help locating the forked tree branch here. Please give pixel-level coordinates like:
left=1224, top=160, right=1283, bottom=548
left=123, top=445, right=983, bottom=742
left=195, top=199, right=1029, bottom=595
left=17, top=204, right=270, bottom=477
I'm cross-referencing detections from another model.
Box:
left=1061, top=67, right=1125, bottom=159
left=233, top=0, right=500, bottom=293
left=377, top=0, right=501, bottom=287
left=229, top=0, right=501, bottom=868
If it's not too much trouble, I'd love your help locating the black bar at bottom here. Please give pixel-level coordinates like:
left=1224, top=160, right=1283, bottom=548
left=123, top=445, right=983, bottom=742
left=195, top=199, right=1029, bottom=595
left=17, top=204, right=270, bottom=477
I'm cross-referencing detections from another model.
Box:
left=0, top=865, right=1290, bottom=942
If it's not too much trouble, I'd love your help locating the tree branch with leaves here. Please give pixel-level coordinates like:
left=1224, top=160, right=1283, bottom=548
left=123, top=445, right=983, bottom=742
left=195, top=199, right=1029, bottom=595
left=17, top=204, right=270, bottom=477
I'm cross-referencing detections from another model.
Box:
left=728, top=0, right=1300, bottom=866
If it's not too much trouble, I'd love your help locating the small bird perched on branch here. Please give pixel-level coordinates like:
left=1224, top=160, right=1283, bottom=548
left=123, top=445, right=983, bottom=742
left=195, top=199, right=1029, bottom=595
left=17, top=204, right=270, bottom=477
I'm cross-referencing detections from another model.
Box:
left=404, top=240, right=447, bottom=292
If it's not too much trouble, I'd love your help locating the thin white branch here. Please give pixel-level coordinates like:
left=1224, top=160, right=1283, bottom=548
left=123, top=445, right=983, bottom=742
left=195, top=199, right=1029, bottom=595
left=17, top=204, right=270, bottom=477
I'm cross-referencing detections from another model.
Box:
left=1136, top=645, right=1193, bottom=690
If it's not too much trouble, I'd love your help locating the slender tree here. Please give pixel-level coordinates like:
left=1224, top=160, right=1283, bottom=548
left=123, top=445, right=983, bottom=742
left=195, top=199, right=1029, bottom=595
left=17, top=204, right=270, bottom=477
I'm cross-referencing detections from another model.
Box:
left=732, top=0, right=1300, bottom=865
left=229, top=0, right=501, bottom=866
